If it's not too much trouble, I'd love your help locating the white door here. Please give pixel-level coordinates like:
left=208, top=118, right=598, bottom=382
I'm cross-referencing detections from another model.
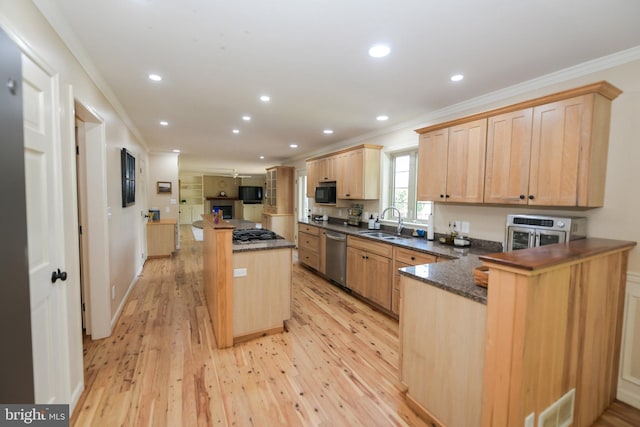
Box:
left=22, top=55, right=67, bottom=404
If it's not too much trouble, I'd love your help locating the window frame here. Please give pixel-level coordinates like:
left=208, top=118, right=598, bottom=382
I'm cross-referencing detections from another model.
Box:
left=388, top=149, right=432, bottom=225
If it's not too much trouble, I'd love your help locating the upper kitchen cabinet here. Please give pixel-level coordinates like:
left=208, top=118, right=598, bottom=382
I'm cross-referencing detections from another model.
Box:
left=264, top=166, right=294, bottom=214
left=418, top=81, right=622, bottom=208
left=336, top=145, right=381, bottom=200
left=484, top=108, right=534, bottom=204
left=305, top=159, right=318, bottom=198
left=417, top=119, right=487, bottom=203
left=317, top=156, right=338, bottom=182
left=306, top=144, right=382, bottom=201
left=484, top=82, right=621, bottom=207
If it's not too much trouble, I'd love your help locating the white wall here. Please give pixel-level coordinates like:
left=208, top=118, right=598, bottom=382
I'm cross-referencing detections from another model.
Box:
left=148, top=153, right=180, bottom=220
left=0, top=1, right=149, bottom=325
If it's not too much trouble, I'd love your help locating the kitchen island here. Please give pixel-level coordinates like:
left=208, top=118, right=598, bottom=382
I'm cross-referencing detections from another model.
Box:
left=399, top=237, right=636, bottom=427
left=202, top=215, right=294, bottom=348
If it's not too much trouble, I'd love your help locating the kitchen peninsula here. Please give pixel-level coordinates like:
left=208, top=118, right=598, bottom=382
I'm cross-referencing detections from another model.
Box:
left=399, top=238, right=636, bottom=427
left=202, top=214, right=294, bottom=348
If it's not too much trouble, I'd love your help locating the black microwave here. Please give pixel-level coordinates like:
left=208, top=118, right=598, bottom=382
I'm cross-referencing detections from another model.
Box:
left=315, top=186, right=336, bottom=204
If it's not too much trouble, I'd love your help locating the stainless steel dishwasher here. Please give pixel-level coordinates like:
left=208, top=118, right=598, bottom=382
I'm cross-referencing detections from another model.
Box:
left=324, top=230, right=347, bottom=287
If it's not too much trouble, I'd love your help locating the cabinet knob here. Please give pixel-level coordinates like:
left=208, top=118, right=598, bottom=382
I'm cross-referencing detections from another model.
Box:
left=440, top=194, right=445, bottom=198
left=345, top=193, right=350, bottom=197
left=519, top=194, right=525, bottom=200
left=528, top=195, right=535, bottom=200
left=445, top=194, right=450, bottom=198
left=411, top=256, right=415, bottom=260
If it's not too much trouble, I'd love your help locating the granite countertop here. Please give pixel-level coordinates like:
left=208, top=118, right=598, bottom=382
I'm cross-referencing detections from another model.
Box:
left=298, top=218, right=500, bottom=304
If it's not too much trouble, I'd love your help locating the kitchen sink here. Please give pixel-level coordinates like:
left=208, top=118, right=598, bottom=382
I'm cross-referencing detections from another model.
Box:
left=359, top=231, right=399, bottom=240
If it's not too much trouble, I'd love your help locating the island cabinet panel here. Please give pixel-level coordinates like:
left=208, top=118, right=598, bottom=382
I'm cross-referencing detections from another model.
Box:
left=400, top=275, right=487, bottom=427
left=232, top=248, right=292, bottom=340
left=417, top=119, right=487, bottom=203
left=346, top=236, right=393, bottom=310
left=480, top=240, right=635, bottom=427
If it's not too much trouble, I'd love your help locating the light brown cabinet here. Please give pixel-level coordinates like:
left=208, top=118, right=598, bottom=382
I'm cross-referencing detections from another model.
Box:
left=528, top=94, right=612, bottom=207
left=305, top=159, right=318, bottom=198
left=298, top=224, right=322, bottom=272
left=417, top=119, right=487, bottom=203
left=417, top=81, right=621, bottom=208
left=146, top=219, right=177, bottom=258
left=306, top=144, right=381, bottom=202
left=336, top=146, right=381, bottom=200
left=264, top=166, right=294, bottom=214
left=485, top=93, right=616, bottom=207
left=346, top=236, right=393, bottom=310
left=262, top=213, right=293, bottom=242
left=391, top=247, right=438, bottom=315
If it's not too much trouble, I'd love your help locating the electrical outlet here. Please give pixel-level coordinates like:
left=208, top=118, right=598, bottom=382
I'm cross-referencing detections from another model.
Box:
left=461, top=221, right=470, bottom=234
left=233, top=268, right=247, bottom=277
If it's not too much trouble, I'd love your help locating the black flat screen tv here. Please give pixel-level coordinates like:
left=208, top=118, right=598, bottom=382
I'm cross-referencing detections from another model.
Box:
left=238, top=186, right=263, bottom=204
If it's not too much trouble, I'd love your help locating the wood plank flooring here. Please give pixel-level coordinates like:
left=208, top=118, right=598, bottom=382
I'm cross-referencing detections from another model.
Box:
left=71, top=225, right=640, bottom=426
left=71, top=226, right=427, bottom=426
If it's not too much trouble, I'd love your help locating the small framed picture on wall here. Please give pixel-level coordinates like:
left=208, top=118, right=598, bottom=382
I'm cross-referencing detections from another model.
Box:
left=157, top=181, right=172, bottom=194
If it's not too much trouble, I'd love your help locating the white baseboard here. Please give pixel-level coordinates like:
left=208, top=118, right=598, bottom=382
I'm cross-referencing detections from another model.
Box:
left=110, top=265, right=142, bottom=330
left=69, top=381, right=84, bottom=416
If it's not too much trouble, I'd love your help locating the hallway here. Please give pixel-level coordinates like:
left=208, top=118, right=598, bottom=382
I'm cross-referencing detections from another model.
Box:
left=71, top=226, right=426, bottom=426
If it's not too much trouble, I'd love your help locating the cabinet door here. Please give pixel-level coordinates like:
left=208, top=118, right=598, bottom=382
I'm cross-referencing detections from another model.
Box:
left=446, top=118, right=487, bottom=203
left=484, top=109, right=533, bottom=204
left=306, top=160, right=318, bottom=197
left=191, top=204, right=204, bottom=222
left=346, top=247, right=367, bottom=296
left=529, top=96, right=590, bottom=206
left=366, top=252, right=392, bottom=309
left=417, top=129, right=449, bottom=201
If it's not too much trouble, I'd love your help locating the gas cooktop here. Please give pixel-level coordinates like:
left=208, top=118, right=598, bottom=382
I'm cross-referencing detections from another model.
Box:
left=232, top=229, right=280, bottom=243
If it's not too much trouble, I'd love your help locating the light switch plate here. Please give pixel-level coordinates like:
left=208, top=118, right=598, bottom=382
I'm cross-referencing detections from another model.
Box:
left=234, top=268, right=247, bottom=277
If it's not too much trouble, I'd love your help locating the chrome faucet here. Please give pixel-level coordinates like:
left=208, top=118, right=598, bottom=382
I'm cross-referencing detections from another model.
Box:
left=381, top=207, right=404, bottom=235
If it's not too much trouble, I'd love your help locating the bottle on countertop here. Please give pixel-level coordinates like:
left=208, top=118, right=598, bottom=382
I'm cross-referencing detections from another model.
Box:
left=368, top=214, right=375, bottom=230
left=374, top=216, right=381, bottom=230
left=427, top=214, right=435, bottom=241
left=213, top=207, right=220, bottom=224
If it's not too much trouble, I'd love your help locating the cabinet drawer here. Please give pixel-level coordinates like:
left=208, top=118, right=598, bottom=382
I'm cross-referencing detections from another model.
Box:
left=299, top=232, right=320, bottom=252
left=299, top=224, right=320, bottom=236
left=347, top=236, right=392, bottom=258
left=394, top=247, right=437, bottom=265
left=298, top=246, right=320, bottom=270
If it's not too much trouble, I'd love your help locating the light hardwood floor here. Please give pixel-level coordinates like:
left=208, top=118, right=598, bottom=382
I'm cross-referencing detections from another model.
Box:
left=71, top=225, right=640, bottom=427
left=71, top=226, right=427, bottom=426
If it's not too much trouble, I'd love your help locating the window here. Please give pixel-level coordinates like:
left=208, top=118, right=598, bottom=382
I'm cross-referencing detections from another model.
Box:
left=390, top=150, right=432, bottom=222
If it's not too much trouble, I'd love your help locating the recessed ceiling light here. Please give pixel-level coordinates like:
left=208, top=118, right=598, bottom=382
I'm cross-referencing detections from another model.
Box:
left=172, top=149, right=180, bottom=153
left=242, top=115, right=251, bottom=121
left=259, top=155, right=265, bottom=160
left=160, top=120, right=168, bottom=126
left=450, top=74, right=464, bottom=82
left=323, top=129, right=334, bottom=135
left=148, top=74, right=162, bottom=81
left=368, top=44, right=391, bottom=58
left=260, top=95, right=270, bottom=102
left=232, top=129, right=240, bottom=134
left=290, top=144, right=298, bottom=148
left=376, top=115, right=389, bottom=121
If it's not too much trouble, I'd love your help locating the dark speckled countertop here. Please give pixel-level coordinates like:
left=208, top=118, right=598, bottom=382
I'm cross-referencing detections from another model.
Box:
left=203, top=218, right=296, bottom=253
left=299, top=219, right=501, bottom=304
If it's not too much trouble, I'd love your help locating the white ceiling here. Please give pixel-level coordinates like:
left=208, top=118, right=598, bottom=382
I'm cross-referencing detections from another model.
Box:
left=36, top=0, right=640, bottom=176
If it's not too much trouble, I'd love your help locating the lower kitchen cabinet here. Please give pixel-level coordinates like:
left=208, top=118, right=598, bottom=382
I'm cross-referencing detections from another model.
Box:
left=298, top=224, right=322, bottom=272
left=392, top=247, right=438, bottom=316
left=346, top=236, right=393, bottom=310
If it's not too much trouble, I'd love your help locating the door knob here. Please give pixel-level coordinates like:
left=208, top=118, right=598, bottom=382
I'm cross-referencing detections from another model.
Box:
left=51, top=269, right=68, bottom=283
